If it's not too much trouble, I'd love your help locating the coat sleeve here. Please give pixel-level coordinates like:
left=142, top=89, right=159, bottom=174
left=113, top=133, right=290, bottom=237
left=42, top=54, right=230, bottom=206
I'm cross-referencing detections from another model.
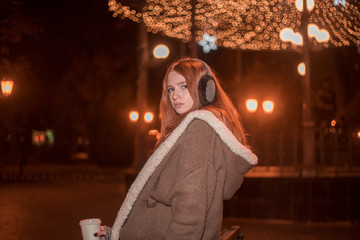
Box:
left=164, top=120, right=217, bottom=240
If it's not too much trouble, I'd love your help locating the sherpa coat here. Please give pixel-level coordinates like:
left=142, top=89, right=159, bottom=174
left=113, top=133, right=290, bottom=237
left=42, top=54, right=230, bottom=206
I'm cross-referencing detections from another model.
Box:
left=111, top=110, right=258, bottom=240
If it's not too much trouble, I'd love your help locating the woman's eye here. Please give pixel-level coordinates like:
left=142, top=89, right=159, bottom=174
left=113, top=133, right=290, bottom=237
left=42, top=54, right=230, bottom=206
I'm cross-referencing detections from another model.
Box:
left=182, top=85, right=188, bottom=89
left=167, top=88, right=174, bottom=92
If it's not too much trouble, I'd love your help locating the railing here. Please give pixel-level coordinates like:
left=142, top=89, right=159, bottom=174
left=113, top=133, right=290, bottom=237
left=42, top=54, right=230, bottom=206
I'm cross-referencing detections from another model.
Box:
left=247, top=125, right=360, bottom=177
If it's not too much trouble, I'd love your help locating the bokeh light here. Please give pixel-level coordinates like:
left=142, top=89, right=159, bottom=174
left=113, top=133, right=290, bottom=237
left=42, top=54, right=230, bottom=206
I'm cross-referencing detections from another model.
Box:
left=246, top=99, right=258, bottom=113
left=129, top=111, right=139, bottom=122
left=153, top=44, right=170, bottom=59
left=262, top=100, right=275, bottom=114
left=297, top=62, right=306, bottom=76
left=144, top=112, right=154, bottom=123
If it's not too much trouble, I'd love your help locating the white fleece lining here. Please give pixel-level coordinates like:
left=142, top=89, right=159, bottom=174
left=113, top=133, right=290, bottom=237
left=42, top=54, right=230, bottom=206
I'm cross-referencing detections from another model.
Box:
left=111, top=110, right=258, bottom=240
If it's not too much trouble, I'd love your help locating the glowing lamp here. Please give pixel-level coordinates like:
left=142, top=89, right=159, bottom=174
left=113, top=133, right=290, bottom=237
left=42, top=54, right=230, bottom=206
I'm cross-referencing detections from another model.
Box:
left=1, top=78, right=14, bottom=97
left=295, top=0, right=315, bottom=12
left=279, top=28, right=303, bottom=46
left=129, top=111, right=139, bottom=122
left=144, top=112, right=154, bottom=123
left=262, top=100, right=275, bottom=114
left=32, top=130, right=46, bottom=146
left=280, top=28, right=294, bottom=42
left=297, top=62, right=306, bottom=76
left=331, top=120, right=336, bottom=127
left=308, top=24, right=330, bottom=43
left=245, top=99, right=258, bottom=113
left=153, top=44, right=170, bottom=59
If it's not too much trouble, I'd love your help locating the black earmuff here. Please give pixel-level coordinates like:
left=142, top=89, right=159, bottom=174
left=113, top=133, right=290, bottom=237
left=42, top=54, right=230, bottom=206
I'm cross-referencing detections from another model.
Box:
left=196, top=59, right=217, bottom=106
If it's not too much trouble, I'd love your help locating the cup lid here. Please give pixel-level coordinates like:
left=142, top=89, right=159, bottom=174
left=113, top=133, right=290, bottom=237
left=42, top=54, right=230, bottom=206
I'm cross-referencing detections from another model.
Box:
left=79, top=218, right=102, bottom=226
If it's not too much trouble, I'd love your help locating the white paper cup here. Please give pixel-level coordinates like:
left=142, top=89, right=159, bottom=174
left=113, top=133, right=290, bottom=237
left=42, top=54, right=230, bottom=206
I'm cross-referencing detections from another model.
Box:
left=79, top=218, right=101, bottom=240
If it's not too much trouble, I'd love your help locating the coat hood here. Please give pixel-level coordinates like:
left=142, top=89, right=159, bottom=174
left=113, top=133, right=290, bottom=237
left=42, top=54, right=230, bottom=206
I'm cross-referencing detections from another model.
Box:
left=111, top=110, right=257, bottom=240
left=220, top=136, right=255, bottom=200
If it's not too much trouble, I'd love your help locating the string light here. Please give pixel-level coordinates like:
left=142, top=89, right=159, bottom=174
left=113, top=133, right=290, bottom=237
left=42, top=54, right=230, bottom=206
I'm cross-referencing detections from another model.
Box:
left=108, top=0, right=360, bottom=50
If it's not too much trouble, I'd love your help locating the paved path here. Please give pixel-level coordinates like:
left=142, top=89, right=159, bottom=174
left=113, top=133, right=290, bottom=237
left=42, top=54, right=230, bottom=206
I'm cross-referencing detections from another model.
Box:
left=1, top=182, right=359, bottom=240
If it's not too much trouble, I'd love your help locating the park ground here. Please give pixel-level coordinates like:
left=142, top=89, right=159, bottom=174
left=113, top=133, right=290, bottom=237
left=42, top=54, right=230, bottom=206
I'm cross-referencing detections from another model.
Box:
left=1, top=181, right=359, bottom=240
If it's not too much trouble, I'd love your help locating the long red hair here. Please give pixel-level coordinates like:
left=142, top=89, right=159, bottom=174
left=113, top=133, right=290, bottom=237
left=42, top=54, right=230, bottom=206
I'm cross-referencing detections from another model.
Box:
left=157, top=58, right=248, bottom=148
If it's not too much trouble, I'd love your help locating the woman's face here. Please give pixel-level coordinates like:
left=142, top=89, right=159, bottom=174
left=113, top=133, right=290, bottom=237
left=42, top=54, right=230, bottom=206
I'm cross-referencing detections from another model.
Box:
left=166, top=71, right=194, bottom=115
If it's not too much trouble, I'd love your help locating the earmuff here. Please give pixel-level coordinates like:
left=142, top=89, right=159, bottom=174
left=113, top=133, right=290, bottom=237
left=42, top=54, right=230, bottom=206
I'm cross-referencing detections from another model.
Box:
left=196, top=59, right=217, bottom=106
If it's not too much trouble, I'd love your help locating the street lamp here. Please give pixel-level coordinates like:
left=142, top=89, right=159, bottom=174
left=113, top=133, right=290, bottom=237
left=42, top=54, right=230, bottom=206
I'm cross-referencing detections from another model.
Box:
left=128, top=110, right=154, bottom=124
left=295, top=0, right=315, bottom=12
left=128, top=110, right=155, bottom=170
left=129, top=111, right=139, bottom=122
left=280, top=0, right=331, bottom=177
left=245, top=98, right=275, bottom=114
left=297, top=62, right=306, bottom=76
left=144, top=112, right=154, bottom=123
left=245, top=99, right=258, bottom=113
left=1, top=77, right=14, bottom=97
left=262, top=100, right=275, bottom=114
left=153, top=44, right=170, bottom=59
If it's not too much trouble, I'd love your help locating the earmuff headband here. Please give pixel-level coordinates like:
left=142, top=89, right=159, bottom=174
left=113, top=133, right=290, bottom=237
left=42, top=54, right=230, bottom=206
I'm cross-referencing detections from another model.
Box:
left=194, top=59, right=217, bottom=106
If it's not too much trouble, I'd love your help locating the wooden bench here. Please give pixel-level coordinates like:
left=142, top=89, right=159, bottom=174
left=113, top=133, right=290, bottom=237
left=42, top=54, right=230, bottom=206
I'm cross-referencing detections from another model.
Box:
left=220, top=225, right=243, bottom=240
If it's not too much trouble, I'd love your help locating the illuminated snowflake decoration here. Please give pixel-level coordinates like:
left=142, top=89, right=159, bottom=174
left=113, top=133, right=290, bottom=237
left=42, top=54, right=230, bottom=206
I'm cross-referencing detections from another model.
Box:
left=198, top=33, right=218, bottom=53
left=333, top=0, right=346, bottom=7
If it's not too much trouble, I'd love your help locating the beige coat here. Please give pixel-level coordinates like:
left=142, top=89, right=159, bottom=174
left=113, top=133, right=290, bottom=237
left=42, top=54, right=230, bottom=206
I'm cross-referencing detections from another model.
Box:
left=111, top=110, right=258, bottom=240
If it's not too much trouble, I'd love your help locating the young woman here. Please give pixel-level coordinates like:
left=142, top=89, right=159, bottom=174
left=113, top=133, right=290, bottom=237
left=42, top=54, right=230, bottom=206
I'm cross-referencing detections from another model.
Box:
left=97, top=58, right=258, bottom=240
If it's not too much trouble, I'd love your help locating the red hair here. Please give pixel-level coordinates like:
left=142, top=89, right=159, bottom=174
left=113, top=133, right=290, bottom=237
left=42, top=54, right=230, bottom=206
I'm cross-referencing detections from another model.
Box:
left=157, top=58, right=248, bottom=148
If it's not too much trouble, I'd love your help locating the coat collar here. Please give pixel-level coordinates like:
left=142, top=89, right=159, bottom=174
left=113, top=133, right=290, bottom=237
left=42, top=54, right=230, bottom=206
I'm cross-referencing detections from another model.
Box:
left=111, top=110, right=257, bottom=240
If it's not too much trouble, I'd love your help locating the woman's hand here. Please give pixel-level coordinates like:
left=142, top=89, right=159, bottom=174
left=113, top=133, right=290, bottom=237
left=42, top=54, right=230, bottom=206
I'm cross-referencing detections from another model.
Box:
left=94, top=225, right=111, bottom=240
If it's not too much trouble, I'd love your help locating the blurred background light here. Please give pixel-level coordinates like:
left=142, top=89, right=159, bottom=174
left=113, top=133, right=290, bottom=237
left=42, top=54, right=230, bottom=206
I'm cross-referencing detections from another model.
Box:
left=129, top=111, right=139, bottom=122
left=1, top=78, right=14, bottom=97
left=297, top=62, right=306, bottom=76
left=262, top=100, right=275, bottom=114
left=246, top=99, right=258, bottom=113
left=144, top=112, right=154, bottom=123
left=331, top=120, right=337, bottom=127
left=295, top=0, right=315, bottom=12
left=153, top=44, right=170, bottom=59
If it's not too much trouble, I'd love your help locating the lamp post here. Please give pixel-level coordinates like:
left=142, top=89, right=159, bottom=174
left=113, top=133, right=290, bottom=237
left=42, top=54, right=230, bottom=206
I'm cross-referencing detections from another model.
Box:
left=132, top=22, right=169, bottom=171
left=129, top=110, right=154, bottom=170
left=244, top=97, right=276, bottom=166
left=300, top=0, right=316, bottom=177
left=131, top=21, right=150, bottom=171
left=0, top=76, right=14, bottom=175
left=279, top=0, right=332, bottom=177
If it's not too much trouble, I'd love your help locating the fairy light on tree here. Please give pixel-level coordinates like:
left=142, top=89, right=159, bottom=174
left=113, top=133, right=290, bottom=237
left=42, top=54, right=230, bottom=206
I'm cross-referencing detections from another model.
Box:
left=108, top=0, right=360, bottom=51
